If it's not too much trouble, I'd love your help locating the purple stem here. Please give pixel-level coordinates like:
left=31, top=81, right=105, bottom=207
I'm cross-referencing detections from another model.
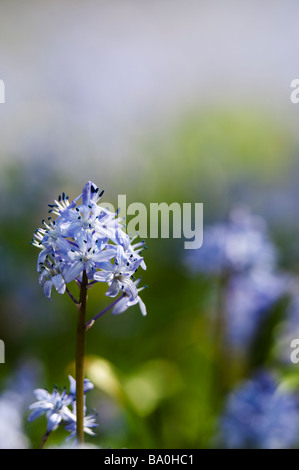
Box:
left=85, top=294, right=125, bottom=329
left=87, top=280, right=98, bottom=289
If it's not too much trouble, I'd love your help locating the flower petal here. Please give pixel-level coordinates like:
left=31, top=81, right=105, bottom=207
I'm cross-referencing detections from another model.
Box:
left=52, top=274, right=66, bottom=294
left=138, top=297, right=147, bottom=316
left=46, top=412, right=62, bottom=432
left=63, top=261, right=84, bottom=283
left=43, top=280, right=53, bottom=300
left=28, top=407, right=47, bottom=422
left=34, top=388, right=51, bottom=401
left=112, top=297, right=129, bottom=315
left=105, top=280, right=120, bottom=298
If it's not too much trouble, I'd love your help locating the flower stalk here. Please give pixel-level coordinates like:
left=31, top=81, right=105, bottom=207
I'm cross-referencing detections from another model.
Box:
left=30, top=181, right=148, bottom=445
left=39, top=431, right=51, bottom=449
left=76, top=270, right=88, bottom=443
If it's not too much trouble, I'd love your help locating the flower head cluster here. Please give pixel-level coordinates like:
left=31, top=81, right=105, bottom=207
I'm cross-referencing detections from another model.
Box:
left=218, top=371, right=299, bottom=449
left=28, top=376, right=97, bottom=438
left=33, top=181, right=147, bottom=315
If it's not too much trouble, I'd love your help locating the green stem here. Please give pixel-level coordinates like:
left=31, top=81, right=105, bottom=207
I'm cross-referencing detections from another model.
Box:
left=76, top=270, right=88, bottom=443
left=214, top=273, right=228, bottom=358
left=212, top=273, right=230, bottom=405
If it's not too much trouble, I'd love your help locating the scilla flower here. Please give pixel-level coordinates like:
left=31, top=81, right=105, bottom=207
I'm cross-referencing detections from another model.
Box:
left=28, top=388, right=74, bottom=432
left=28, top=377, right=95, bottom=439
left=32, top=181, right=147, bottom=311
left=65, top=401, right=97, bottom=440
left=31, top=182, right=148, bottom=446
left=68, top=375, right=94, bottom=399
left=112, top=278, right=147, bottom=317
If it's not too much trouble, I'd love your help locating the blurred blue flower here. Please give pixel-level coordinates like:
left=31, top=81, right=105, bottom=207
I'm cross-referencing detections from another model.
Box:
left=184, top=206, right=290, bottom=351
left=185, top=207, right=276, bottom=276
left=226, top=269, right=290, bottom=349
left=28, top=388, right=74, bottom=432
left=68, top=375, right=94, bottom=398
left=218, top=371, right=299, bottom=449
left=64, top=402, right=97, bottom=439
left=28, top=376, right=97, bottom=438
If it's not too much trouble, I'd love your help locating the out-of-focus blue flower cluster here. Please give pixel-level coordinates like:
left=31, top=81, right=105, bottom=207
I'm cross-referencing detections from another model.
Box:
left=28, top=375, right=97, bottom=438
left=185, top=207, right=290, bottom=350
left=184, top=206, right=299, bottom=448
left=32, top=181, right=147, bottom=316
left=226, top=269, right=289, bottom=347
left=186, top=207, right=276, bottom=276
left=218, top=371, right=299, bottom=449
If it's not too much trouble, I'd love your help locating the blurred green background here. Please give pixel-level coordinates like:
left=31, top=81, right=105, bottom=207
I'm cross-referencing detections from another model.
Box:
left=1, top=0, right=299, bottom=449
